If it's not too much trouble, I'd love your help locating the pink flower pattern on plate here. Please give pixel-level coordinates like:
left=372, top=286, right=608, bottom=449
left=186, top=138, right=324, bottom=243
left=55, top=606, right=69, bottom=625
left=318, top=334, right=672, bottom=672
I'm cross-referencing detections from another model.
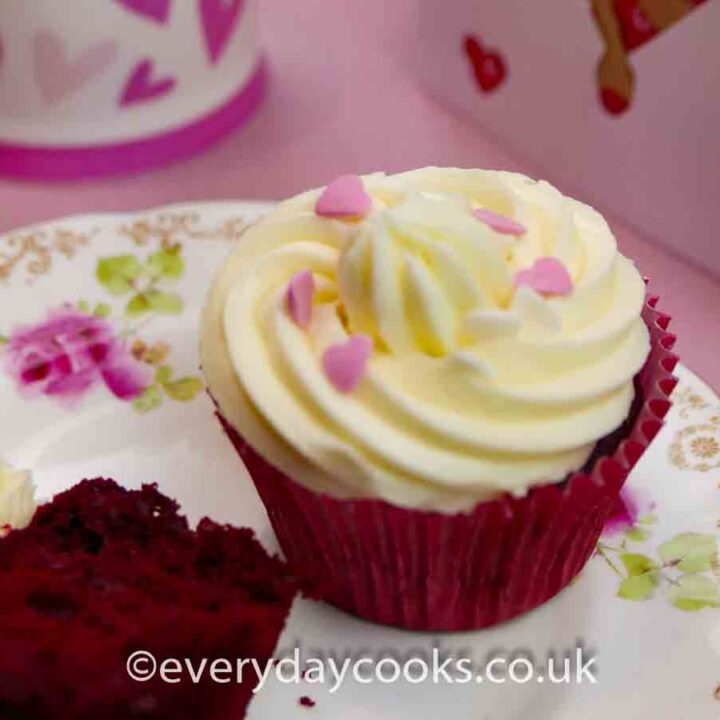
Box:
left=3, top=306, right=149, bottom=404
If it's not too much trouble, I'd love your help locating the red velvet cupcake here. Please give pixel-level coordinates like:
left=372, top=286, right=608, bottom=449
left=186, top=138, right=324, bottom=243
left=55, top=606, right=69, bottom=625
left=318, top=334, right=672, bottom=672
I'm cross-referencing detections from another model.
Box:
left=0, top=479, right=296, bottom=719
left=201, top=168, right=676, bottom=631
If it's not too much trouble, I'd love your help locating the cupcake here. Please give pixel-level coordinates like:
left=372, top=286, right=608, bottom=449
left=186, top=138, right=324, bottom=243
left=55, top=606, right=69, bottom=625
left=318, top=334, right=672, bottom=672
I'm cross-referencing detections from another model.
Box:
left=201, top=168, right=676, bottom=631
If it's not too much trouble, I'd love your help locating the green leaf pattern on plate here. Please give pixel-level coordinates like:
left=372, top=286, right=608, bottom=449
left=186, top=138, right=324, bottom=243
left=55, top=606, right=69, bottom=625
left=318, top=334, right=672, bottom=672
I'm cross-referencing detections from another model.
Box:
left=96, top=245, right=185, bottom=319
left=658, top=533, right=716, bottom=573
left=618, top=572, right=659, bottom=601
left=97, top=244, right=203, bottom=413
left=668, top=574, right=720, bottom=611
left=96, top=255, right=143, bottom=296
left=137, top=364, right=204, bottom=412
left=597, top=516, right=720, bottom=612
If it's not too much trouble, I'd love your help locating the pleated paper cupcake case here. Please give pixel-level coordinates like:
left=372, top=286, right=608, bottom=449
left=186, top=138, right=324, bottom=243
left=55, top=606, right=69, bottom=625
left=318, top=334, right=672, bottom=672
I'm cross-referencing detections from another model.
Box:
left=217, top=289, right=677, bottom=631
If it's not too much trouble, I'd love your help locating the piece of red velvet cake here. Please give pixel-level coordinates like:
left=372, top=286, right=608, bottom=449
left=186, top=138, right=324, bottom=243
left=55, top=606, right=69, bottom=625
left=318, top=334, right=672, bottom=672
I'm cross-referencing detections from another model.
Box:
left=0, top=478, right=296, bottom=720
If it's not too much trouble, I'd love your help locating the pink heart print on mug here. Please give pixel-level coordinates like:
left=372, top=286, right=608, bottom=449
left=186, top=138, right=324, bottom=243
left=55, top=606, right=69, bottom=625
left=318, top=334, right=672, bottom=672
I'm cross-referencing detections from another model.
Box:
left=200, top=0, right=245, bottom=64
left=114, top=0, right=172, bottom=24
left=120, top=59, right=177, bottom=107
left=0, top=0, right=264, bottom=178
left=33, top=30, right=118, bottom=106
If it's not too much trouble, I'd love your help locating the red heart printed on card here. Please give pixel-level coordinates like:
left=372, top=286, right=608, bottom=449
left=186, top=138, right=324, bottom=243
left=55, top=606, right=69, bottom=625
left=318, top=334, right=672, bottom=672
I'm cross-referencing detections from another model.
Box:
left=463, top=35, right=507, bottom=94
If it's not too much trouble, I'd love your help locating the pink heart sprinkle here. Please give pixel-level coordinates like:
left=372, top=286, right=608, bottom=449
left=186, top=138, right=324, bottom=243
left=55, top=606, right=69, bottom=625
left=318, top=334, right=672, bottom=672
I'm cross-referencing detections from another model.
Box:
left=286, top=270, right=315, bottom=328
left=322, top=334, right=373, bottom=393
left=316, top=175, right=372, bottom=219
left=513, top=257, right=573, bottom=297
left=473, top=208, right=526, bottom=236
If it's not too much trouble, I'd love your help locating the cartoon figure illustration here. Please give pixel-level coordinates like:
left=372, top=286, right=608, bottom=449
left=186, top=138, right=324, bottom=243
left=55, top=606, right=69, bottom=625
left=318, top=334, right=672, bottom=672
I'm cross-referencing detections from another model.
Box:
left=592, top=0, right=709, bottom=114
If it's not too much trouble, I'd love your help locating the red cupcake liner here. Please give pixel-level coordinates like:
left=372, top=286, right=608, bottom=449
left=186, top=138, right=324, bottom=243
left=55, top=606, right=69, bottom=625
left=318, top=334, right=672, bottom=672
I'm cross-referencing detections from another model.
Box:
left=216, top=292, right=677, bottom=631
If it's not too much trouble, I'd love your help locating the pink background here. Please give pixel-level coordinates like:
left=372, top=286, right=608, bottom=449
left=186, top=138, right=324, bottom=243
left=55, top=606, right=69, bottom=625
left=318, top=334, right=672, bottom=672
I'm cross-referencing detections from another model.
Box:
left=0, top=0, right=718, bottom=388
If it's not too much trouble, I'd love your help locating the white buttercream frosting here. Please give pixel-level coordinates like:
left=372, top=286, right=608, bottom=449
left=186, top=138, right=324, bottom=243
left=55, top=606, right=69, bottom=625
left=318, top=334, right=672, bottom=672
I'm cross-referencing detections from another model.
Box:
left=201, top=168, right=650, bottom=511
left=0, top=461, right=36, bottom=532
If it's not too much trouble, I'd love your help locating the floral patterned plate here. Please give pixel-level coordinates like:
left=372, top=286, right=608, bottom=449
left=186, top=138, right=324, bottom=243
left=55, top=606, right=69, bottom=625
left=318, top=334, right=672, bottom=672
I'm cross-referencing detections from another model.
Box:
left=1, top=203, right=719, bottom=719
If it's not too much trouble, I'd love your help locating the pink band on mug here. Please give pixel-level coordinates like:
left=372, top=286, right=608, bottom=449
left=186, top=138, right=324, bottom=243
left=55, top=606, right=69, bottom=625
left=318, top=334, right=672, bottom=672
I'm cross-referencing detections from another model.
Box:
left=0, top=59, right=267, bottom=180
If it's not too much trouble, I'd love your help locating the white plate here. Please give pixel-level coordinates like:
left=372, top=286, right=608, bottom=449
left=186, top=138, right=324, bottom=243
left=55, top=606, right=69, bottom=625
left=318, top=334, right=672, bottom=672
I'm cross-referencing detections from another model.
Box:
left=1, top=203, right=719, bottom=720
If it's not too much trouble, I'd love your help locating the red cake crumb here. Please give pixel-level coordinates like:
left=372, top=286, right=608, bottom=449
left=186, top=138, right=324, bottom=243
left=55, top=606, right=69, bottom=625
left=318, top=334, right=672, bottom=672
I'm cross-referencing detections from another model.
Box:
left=299, top=695, right=316, bottom=708
left=0, top=478, right=297, bottom=720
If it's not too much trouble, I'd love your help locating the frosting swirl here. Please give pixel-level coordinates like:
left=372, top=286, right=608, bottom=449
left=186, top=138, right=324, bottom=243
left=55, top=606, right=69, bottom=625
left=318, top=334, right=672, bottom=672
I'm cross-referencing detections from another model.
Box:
left=201, top=168, right=650, bottom=511
left=0, top=461, right=36, bottom=532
